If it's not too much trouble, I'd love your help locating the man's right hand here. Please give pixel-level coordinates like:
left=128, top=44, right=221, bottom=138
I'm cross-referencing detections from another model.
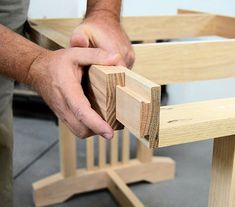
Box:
left=27, top=48, right=120, bottom=139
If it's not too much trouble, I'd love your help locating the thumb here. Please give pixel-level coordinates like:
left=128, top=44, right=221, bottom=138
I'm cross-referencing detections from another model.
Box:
left=70, top=27, right=90, bottom=48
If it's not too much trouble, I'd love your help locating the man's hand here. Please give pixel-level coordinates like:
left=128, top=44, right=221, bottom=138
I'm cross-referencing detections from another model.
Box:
left=70, top=13, right=135, bottom=68
left=27, top=48, right=120, bottom=139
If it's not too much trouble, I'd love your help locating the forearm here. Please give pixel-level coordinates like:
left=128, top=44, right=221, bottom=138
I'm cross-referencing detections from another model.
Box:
left=0, top=24, right=48, bottom=84
left=85, top=0, right=121, bottom=21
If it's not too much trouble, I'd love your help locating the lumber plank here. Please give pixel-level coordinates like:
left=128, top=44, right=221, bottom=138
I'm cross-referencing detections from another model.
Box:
left=107, top=170, right=145, bottom=207
left=178, top=9, right=235, bottom=38
left=59, top=121, right=77, bottom=177
left=29, top=14, right=216, bottom=47
left=33, top=157, right=175, bottom=206
left=29, top=19, right=235, bottom=85
left=122, top=14, right=216, bottom=40
left=208, top=136, right=235, bottom=207
left=133, top=40, right=235, bottom=84
left=159, top=98, right=235, bottom=148
left=214, top=15, right=235, bottom=38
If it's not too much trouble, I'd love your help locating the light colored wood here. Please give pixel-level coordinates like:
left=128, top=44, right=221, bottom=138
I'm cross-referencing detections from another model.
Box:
left=123, top=14, right=216, bottom=41
left=137, top=140, right=153, bottom=163
left=88, top=65, right=161, bottom=148
left=59, top=121, right=77, bottom=177
left=208, top=136, right=235, bottom=207
left=98, top=136, right=106, bottom=168
left=87, top=65, right=125, bottom=129
left=159, top=98, right=235, bottom=148
left=110, top=131, right=119, bottom=165
left=178, top=8, right=235, bottom=39
left=134, top=40, right=235, bottom=84
left=107, top=170, right=145, bottom=207
left=121, top=128, right=130, bottom=164
left=33, top=157, right=175, bottom=207
left=29, top=14, right=216, bottom=48
left=177, top=9, right=208, bottom=15
left=86, top=137, right=94, bottom=170
left=116, top=67, right=161, bottom=148
left=29, top=17, right=235, bottom=85
left=214, top=15, right=235, bottom=38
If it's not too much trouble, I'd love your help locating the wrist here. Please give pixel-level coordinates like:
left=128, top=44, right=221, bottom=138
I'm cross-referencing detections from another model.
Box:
left=85, top=9, right=120, bottom=24
left=26, top=48, right=51, bottom=87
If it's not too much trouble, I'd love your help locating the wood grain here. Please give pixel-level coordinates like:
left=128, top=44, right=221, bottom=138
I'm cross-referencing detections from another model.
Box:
left=159, top=98, right=235, bottom=147
left=121, top=128, right=130, bottom=164
left=88, top=65, right=161, bottom=148
left=110, top=131, right=119, bottom=165
left=134, top=40, right=235, bottom=84
left=178, top=8, right=235, bottom=38
left=33, top=157, right=175, bottom=206
left=107, top=170, right=145, bottom=207
left=86, top=137, right=94, bottom=170
left=29, top=14, right=216, bottom=47
left=98, top=137, right=106, bottom=168
left=208, top=136, right=235, bottom=207
left=136, top=140, right=153, bottom=163
left=59, top=121, right=77, bottom=177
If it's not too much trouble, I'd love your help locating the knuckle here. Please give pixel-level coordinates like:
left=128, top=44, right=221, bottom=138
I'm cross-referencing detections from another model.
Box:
left=77, top=129, right=90, bottom=139
left=73, top=106, right=84, bottom=121
left=127, top=50, right=135, bottom=62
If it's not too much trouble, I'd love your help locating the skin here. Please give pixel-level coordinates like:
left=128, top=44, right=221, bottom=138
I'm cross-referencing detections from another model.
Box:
left=70, top=0, right=135, bottom=68
left=0, top=0, right=134, bottom=140
left=0, top=25, right=120, bottom=139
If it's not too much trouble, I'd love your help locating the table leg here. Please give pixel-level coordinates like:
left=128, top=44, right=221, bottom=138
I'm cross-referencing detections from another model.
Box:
left=208, top=136, right=235, bottom=207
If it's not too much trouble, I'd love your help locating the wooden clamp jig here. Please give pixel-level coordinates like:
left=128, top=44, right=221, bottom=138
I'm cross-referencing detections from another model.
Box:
left=86, top=65, right=161, bottom=148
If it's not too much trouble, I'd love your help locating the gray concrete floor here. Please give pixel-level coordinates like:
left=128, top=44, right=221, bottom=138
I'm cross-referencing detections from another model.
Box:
left=13, top=116, right=213, bottom=207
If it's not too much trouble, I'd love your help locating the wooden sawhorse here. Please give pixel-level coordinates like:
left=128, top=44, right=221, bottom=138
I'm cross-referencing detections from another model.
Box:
left=29, top=9, right=235, bottom=207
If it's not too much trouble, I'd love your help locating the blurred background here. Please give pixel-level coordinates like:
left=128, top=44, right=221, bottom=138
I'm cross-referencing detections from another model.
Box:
left=13, top=1, right=235, bottom=207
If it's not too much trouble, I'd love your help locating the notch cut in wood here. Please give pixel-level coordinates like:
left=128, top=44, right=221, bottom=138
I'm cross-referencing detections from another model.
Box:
left=84, top=65, right=161, bottom=148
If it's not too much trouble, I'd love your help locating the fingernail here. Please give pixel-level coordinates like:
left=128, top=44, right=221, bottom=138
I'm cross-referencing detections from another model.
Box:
left=103, top=133, right=113, bottom=140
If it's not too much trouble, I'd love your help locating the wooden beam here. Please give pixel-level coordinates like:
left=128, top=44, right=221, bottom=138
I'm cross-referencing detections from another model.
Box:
left=133, top=40, right=235, bottom=84
left=122, top=14, right=216, bottom=41
left=208, top=136, right=235, bottom=207
left=87, top=65, right=161, bottom=148
left=178, top=8, right=235, bottom=39
left=29, top=13, right=216, bottom=48
left=33, top=157, right=175, bottom=206
left=59, top=121, right=77, bottom=177
left=159, top=98, right=235, bottom=148
left=214, top=15, right=235, bottom=38
left=107, top=170, right=145, bottom=207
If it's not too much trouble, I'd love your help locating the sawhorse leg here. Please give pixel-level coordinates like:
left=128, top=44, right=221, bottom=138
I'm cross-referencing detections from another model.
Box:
left=208, top=135, right=235, bottom=207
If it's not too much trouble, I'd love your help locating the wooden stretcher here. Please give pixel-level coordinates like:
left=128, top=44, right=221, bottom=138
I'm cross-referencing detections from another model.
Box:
left=28, top=9, right=235, bottom=207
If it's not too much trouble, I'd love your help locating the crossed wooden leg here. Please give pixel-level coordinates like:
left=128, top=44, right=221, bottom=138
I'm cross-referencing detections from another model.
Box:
left=32, top=123, right=175, bottom=207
